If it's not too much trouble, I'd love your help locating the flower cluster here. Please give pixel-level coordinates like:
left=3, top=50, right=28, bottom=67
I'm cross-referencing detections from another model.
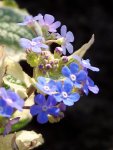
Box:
left=18, top=13, right=99, bottom=124
left=0, top=13, right=99, bottom=135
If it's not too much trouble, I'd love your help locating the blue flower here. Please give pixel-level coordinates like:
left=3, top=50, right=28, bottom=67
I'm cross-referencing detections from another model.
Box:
left=0, top=99, right=13, bottom=118
left=30, top=94, right=59, bottom=124
left=83, top=76, right=99, bottom=95
left=18, top=15, right=40, bottom=26
left=53, top=79, right=80, bottom=106
left=73, top=55, right=100, bottom=72
left=0, top=87, right=24, bottom=111
left=37, top=14, right=61, bottom=32
left=36, top=77, right=56, bottom=95
left=57, top=25, right=74, bottom=55
left=20, top=36, right=48, bottom=53
left=62, top=62, right=87, bottom=88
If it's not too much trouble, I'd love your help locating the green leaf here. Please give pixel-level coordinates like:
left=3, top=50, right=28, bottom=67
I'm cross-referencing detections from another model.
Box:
left=0, top=7, right=35, bottom=50
left=3, top=0, right=19, bottom=8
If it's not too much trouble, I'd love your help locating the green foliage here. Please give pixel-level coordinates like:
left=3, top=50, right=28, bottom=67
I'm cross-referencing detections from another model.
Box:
left=0, top=7, right=35, bottom=50
left=3, top=0, right=19, bottom=8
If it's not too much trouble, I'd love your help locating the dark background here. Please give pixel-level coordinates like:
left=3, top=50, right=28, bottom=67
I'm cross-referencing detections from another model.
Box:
left=16, top=0, right=113, bottom=150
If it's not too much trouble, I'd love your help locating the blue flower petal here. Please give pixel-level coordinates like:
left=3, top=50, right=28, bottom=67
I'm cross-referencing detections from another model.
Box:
left=62, top=66, right=71, bottom=77
left=48, top=80, right=56, bottom=89
left=7, top=90, right=24, bottom=111
left=63, top=99, right=74, bottom=106
left=34, top=94, right=46, bottom=105
left=64, top=79, right=73, bottom=93
left=0, top=98, right=6, bottom=107
left=4, top=105, right=14, bottom=118
left=37, top=112, right=48, bottom=124
left=0, top=87, right=9, bottom=101
left=87, top=77, right=94, bottom=86
left=83, top=84, right=89, bottom=95
left=37, top=77, right=46, bottom=85
left=69, top=63, right=79, bottom=74
left=30, top=105, right=42, bottom=116
left=46, top=96, right=57, bottom=106
left=47, top=107, right=59, bottom=116
left=77, top=70, right=87, bottom=82
left=74, top=82, right=82, bottom=88
left=56, top=81, right=62, bottom=93
left=54, top=94, right=62, bottom=102
left=69, top=93, right=80, bottom=102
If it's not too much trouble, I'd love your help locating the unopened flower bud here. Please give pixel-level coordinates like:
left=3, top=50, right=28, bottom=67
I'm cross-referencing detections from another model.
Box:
left=46, top=64, right=52, bottom=70
left=62, top=56, right=68, bottom=63
left=38, top=64, right=44, bottom=69
left=55, top=47, right=63, bottom=55
left=54, top=47, right=63, bottom=58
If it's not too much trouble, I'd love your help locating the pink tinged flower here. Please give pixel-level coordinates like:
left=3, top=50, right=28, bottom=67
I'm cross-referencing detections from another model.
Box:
left=83, top=77, right=99, bottom=95
left=57, top=25, right=74, bottom=55
left=37, top=14, right=61, bottom=32
left=20, top=36, right=48, bottom=53
left=18, top=15, right=40, bottom=26
left=73, top=55, right=100, bottom=72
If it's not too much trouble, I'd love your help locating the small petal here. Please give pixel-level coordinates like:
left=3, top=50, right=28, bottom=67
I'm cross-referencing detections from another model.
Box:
left=61, top=25, right=67, bottom=37
left=48, top=107, right=59, bottom=116
left=77, top=70, right=87, bottom=82
left=87, top=77, right=94, bottom=86
left=4, top=105, right=14, bottom=118
left=74, top=82, right=82, bottom=88
left=88, top=85, right=99, bottom=94
left=34, top=94, right=46, bottom=105
left=62, top=66, right=71, bottom=77
left=66, top=31, right=74, bottom=42
left=37, top=77, right=46, bottom=85
left=56, top=81, right=62, bottom=93
left=54, top=94, right=62, bottom=102
left=64, top=79, right=73, bottom=93
left=66, top=43, right=73, bottom=54
left=32, top=47, right=42, bottom=53
left=69, top=63, right=79, bottom=74
left=30, top=105, right=42, bottom=116
left=62, top=46, right=66, bottom=55
left=69, top=93, right=80, bottom=102
left=46, top=96, right=57, bottom=106
left=83, top=84, right=89, bottom=95
left=44, top=14, right=54, bottom=24
left=89, top=66, right=100, bottom=72
left=20, top=38, right=31, bottom=49
left=63, top=99, right=74, bottom=106
left=49, top=21, right=61, bottom=32
left=48, top=80, right=56, bottom=89
left=37, top=112, right=48, bottom=124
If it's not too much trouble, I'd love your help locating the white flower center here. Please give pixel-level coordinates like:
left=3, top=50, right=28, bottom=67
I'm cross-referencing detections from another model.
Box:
left=62, top=92, right=68, bottom=98
left=44, top=86, right=50, bottom=91
left=30, top=41, right=37, bottom=46
left=70, top=74, right=76, bottom=81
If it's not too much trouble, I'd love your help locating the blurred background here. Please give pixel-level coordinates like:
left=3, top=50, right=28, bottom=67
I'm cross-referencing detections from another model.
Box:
left=3, top=0, right=113, bottom=149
